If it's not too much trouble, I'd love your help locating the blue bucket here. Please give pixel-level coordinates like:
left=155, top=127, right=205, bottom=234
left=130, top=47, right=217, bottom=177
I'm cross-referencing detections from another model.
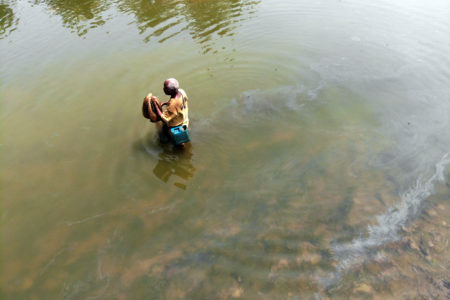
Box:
left=169, top=125, right=191, bottom=145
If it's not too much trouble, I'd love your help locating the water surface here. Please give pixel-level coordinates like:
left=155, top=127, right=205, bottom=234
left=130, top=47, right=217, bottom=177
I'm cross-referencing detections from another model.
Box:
left=2, top=0, right=450, bottom=298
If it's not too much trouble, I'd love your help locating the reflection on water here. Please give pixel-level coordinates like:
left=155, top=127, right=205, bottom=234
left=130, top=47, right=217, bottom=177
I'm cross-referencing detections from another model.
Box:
left=30, top=0, right=259, bottom=51
left=0, top=1, right=18, bottom=39
left=117, top=0, right=184, bottom=42
left=117, top=0, right=260, bottom=52
left=181, top=0, right=259, bottom=52
left=118, top=0, right=259, bottom=52
left=152, top=143, right=195, bottom=189
left=134, top=132, right=196, bottom=189
left=34, top=0, right=111, bottom=36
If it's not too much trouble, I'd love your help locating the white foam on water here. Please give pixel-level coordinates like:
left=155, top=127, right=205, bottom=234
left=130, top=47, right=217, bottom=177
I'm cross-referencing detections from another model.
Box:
left=237, top=85, right=307, bottom=117
left=191, top=83, right=320, bottom=135
left=320, top=152, right=450, bottom=287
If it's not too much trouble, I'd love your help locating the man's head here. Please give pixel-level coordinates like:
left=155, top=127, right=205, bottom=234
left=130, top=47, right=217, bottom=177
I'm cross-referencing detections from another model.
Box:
left=163, top=78, right=179, bottom=96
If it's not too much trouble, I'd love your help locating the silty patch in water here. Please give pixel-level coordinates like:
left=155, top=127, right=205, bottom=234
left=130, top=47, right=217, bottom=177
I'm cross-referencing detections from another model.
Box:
left=320, top=153, right=450, bottom=287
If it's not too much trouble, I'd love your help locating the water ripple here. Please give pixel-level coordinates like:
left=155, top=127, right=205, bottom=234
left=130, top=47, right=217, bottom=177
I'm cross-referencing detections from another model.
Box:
left=24, top=0, right=261, bottom=52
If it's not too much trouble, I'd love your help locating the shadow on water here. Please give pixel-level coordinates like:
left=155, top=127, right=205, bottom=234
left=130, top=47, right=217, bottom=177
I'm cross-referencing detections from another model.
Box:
left=31, top=0, right=260, bottom=51
left=133, top=131, right=196, bottom=189
left=0, top=1, right=19, bottom=39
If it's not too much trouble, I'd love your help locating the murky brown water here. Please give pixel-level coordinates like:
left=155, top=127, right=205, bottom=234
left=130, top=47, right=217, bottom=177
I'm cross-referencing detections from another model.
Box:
left=2, top=0, right=450, bottom=299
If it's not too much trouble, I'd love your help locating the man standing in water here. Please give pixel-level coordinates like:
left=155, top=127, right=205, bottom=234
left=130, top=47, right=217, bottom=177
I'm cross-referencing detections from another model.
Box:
left=151, top=78, right=189, bottom=143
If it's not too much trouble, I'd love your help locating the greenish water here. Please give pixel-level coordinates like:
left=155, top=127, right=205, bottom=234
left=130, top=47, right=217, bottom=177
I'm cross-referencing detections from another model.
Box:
left=1, top=0, right=450, bottom=299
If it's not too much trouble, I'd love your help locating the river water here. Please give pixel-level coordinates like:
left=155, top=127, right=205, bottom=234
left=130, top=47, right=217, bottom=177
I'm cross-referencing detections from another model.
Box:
left=1, top=0, right=450, bottom=299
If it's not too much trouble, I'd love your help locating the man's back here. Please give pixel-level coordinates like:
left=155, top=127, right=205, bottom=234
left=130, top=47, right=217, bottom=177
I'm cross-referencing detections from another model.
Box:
left=161, top=88, right=189, bottom=127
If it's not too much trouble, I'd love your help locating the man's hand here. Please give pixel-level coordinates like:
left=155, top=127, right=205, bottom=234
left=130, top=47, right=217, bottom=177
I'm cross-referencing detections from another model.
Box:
left=144, top=93, right=153, bottom=101
left=153, top=98, right=163, bottom=117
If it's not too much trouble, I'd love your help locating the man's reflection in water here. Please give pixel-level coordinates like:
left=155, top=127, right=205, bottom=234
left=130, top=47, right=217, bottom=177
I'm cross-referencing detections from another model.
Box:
left=152, top=143, right=195, bottom=189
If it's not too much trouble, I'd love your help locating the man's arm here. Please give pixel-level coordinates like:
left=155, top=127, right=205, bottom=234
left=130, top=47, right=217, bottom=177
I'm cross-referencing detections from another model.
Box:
left=155, top=103, right=164, bottom=117
left=155, top=102, right=176, bottom=124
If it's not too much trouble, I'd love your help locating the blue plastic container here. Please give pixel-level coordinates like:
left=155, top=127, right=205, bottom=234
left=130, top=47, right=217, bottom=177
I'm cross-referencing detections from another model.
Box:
left=169, top=125, right=191, bottom=145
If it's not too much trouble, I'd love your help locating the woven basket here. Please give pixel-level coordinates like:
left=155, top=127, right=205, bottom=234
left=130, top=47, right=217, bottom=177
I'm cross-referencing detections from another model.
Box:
left=142, top=93, right=162, bottom=122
